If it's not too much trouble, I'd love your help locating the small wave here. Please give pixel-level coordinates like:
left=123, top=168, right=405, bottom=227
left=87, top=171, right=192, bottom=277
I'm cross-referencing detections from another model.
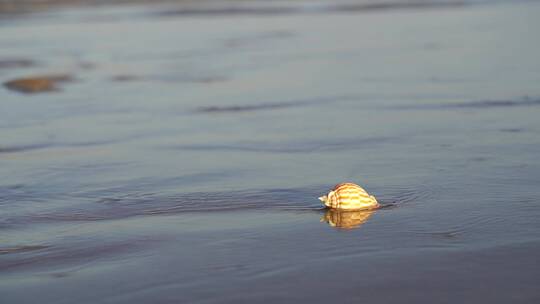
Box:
left=0, top=136, right=140, bottom=155
left=0, top=239, right=158, bottom=272
left=395, top=97, right=540, bottom=110
left=404, top=211, right=510, bottom=243
left=196, top=101, right=305, bottom=113
left=440, top=97, right=540, bottom=109
left=113, top=73, right=229, bottom=84
left=0, top=245, right=49, bottom=255
left=0, top=184, right=43, bottom=206
left=0, top=143, right=54, bottom=153
left=155, top=1, right=465, bottom=18
left=223, top=30, right=295, bottom=48
left=1, top=187, right=322, bottom=228
left=410, top=230, right=463, bottom=239
left=195, top=95, right=350, bottom=114
left=0, top=183, right=439, bottom=229
left=374, top=183, right=441, bottom=205
left=171, top=136, right=394, bottom=154
left=0, top=58, right=36, bottom=69
left=0, top=141, right=101, bottom=155
left=499, top=128, right=524, bottom=133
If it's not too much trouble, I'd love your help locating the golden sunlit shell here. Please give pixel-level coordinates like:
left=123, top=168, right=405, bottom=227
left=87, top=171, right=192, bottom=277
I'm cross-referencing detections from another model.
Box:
left=318, top=182, right=379, bottom=210
left=322, top=209, right=375, bottom=229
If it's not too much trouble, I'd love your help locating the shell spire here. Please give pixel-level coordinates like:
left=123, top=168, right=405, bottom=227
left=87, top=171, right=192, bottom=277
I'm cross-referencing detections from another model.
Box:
left=319, top=182, right=379, bottom=210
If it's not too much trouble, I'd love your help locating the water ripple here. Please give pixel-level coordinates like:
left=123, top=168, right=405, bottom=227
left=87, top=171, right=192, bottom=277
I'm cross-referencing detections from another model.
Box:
left=155, top=1, right=465, bottom=18
left=0, top=184, right=433, bottom=228
left=394, top=96, right=540, bottom=110
left=0, top=245, right=49, bottom=255
left=171, top=136, right=395, bottom=154
left=195, top=95, right=351, bottom=114
left=0, top=239, right=159, bottom=272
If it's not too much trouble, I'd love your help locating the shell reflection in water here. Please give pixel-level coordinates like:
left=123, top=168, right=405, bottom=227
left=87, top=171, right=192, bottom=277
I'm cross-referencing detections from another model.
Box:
left=321, top=209, right=376, bottom=230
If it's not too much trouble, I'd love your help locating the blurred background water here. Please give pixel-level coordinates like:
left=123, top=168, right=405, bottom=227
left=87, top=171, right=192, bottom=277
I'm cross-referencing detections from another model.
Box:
left=1, top=0, right=540, bottom=303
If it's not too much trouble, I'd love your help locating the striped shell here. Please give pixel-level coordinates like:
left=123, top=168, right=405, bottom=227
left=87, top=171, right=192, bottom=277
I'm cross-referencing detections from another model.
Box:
left=319, top=182, right=379, bottom=210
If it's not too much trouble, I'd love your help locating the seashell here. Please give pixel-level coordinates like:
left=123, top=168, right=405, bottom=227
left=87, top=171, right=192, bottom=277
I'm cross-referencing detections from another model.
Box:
left=322, top=209, right=375, bottom=229
left=318, top=182, right=379, bottom=210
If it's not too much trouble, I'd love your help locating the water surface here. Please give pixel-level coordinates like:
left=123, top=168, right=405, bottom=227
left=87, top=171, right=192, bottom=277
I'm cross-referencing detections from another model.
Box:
left=1, top=0, right=540, bottom=303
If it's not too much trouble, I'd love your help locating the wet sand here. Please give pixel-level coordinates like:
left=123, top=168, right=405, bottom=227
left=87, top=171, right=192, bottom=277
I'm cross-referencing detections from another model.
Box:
left=1, top=0, right=540, bottom=303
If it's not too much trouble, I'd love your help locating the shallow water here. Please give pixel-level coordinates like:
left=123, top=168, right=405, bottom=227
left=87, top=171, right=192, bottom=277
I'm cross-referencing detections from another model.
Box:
left=1, top=0, right=540, bottom=303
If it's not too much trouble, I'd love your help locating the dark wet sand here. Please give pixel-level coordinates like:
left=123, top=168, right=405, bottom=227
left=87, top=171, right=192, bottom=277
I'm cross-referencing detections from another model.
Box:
left=1, top=0, right=540, bottom=303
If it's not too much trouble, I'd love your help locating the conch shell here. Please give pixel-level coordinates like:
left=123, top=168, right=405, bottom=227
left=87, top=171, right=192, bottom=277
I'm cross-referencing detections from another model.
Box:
left=319, top=182, right=379, bottom=210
